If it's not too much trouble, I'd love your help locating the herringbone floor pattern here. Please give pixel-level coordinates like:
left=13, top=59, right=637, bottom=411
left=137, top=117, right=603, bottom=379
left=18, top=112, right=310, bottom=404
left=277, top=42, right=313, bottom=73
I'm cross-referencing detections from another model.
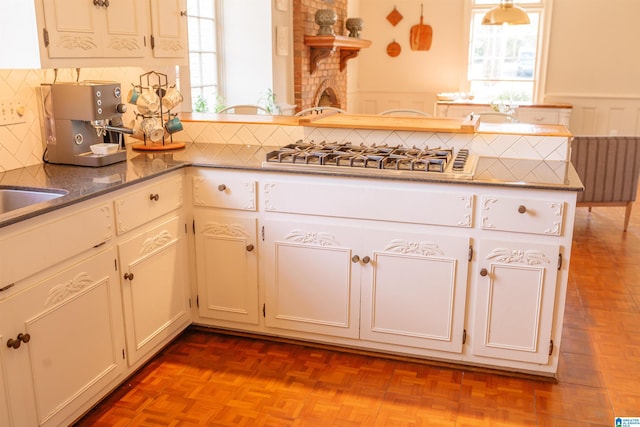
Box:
left=75, top=202, right=640, bottom=426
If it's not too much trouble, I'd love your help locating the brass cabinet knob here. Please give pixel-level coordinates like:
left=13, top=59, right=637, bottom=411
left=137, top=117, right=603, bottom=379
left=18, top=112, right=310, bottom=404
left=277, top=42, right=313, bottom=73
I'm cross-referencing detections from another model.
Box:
left=246, top=244, right=254, bottom=252
left=149, top=193, right=159, bottom=201
left=218, top=184, right=227, bottom=191
left=124, top=272, right=134, bottom=280
left=6, top=333, right=30, bottom=349
left=480, top=268, right=488, bottom=277
left=362, top=256, right=371, bottom=264
left=518, top=205, right=527, bottom=214
left=351, top=255, right=360, bottom=263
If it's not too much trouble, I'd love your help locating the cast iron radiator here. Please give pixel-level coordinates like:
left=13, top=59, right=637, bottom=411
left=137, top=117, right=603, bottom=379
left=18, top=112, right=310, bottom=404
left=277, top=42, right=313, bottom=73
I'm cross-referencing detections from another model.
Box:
left=570, top=136, right=640, bottom=230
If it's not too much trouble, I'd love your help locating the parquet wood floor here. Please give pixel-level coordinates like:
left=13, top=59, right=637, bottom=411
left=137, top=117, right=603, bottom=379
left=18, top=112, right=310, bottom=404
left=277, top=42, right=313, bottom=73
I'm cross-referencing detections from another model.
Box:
left=75, top=200, right=640, bottom=426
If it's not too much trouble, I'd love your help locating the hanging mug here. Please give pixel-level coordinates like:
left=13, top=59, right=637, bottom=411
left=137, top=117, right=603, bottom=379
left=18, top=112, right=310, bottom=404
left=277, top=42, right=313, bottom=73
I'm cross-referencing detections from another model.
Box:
left=162, top=87, right=184, bottom=110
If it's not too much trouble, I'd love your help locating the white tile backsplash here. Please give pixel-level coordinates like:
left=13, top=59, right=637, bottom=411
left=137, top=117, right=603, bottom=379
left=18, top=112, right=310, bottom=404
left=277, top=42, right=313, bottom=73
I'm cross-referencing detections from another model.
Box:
left=0, top=68, right=571, bottom=172
left=0, top=67, right=176, bottom=172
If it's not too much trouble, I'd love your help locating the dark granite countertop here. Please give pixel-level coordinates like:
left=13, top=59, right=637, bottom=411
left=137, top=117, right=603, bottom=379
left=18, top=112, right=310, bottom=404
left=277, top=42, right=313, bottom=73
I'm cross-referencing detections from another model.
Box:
left=0, top=142, right=583, bottom=229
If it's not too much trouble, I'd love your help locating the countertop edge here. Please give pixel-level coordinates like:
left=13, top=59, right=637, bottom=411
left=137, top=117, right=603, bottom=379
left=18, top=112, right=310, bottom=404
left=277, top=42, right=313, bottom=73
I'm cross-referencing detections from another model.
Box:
left=0, top=145, right=584, bottom=229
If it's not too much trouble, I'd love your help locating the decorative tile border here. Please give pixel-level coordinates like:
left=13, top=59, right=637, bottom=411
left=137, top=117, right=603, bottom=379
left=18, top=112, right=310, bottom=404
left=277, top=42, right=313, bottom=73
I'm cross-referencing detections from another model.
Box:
left=181, top=122, right=571, bottom=161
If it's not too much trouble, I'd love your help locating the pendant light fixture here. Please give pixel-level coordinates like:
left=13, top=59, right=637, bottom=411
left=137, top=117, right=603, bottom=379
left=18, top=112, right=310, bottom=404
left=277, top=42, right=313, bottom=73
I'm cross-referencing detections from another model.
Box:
left=482, top=0, right=530, bottom=25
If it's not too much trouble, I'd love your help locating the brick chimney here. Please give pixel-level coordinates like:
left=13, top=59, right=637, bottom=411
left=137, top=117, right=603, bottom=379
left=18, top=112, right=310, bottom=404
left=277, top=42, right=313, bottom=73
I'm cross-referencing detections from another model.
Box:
left=293, top=0, right=348, bottom=113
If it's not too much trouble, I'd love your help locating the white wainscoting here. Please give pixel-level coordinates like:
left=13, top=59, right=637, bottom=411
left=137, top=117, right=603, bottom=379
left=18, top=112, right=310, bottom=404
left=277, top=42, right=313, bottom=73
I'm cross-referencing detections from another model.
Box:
left=542, top=94, right=640, bottom=137
left=349, top=91, right=439, bottom=116
left=351, top=91, right=640, bottom=137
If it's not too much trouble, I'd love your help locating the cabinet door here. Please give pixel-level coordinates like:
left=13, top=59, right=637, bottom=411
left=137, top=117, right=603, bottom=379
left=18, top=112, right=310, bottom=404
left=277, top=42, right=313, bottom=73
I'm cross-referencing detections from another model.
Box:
left=360, top=229, right=470, bottom=353
left=118, top=216, right=190, bottom=366
left=472, top=239, right=559, bottom=364
left=42, top=0, right=147, bottom=59
left=149, top=0, right=187, bottom=58
left=0, top=248, right=126, bottom=427
left=194, top=212, right=259, bottom=325
left=103, top=0, right=147, bottom=58
left=0, top=355, right=9, bottom=426
left=262, top=218, right=362, bottom=339
left=41, top=0, right=102, bottom=58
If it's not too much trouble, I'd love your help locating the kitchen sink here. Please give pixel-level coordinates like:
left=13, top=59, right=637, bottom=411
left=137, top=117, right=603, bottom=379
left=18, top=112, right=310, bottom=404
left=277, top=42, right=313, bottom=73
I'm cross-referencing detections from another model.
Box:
left=0, top=187, right=68, bottom=214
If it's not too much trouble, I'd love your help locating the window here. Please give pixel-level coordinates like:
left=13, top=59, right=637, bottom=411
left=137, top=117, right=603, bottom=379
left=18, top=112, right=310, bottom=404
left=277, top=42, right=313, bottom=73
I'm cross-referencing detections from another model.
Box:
left=466, top=0, right=548, bottom=104
left=185, top=0, right=221, bottom=112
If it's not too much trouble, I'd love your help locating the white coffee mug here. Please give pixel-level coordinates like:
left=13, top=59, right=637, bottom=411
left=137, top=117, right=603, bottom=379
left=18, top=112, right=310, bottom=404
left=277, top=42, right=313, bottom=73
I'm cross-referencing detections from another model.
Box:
left=136, top=90, right=160, bottom=115
left=141, top=117, right=164, bottom=142
left=162, top=87, right=184, bottom=110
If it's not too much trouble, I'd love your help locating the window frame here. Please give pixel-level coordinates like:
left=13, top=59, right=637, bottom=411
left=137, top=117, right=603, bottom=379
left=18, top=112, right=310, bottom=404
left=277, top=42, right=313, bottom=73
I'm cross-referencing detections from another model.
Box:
left=179, top=0, right=225, bottom=113
left=461, top=0, right=554, bottom=104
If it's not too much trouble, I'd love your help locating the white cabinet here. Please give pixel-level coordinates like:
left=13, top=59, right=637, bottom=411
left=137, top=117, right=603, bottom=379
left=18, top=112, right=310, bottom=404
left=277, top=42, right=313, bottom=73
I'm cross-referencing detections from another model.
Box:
left=114, top=172, right=190, bottom=368
left=118, top=215, right=191, bottom=366
left=193, top=213, right=259, bottom=324
left=41, top=0, right=147, bottom=60
left=0, top=0, right=187, bottom=68
left=149, top=0, right=188, bottom=59
left=0, top=248, right=126, bottom=427
left=191, top=170, right=260, bottom=326
left=471, top=239, right=559, bottom=364
left=435, top=103, right=572, bottom=127
left=262, top=218, right=362, bottom=339
left=360, top=229, right=470, bottom=353
left=0, top=357, right=9, bottom=426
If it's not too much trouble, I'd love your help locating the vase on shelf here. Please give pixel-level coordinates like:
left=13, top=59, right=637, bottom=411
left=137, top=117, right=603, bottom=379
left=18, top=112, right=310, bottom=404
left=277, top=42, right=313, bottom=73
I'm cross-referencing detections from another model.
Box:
left=315, top=9, right=337, bottom=36
left=346, top=18, right=363, bottom=38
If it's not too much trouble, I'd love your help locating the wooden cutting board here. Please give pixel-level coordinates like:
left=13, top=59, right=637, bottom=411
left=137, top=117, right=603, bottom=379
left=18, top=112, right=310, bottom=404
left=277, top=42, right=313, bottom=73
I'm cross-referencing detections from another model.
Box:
left=410, top=4, right=432, bottom=51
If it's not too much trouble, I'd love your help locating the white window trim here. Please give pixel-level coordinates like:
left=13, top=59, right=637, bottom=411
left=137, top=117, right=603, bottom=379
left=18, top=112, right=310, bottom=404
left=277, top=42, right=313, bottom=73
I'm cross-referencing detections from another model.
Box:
left=461, top=0, right=554, bottom=104
left=179, top=0, right=225, bottom=113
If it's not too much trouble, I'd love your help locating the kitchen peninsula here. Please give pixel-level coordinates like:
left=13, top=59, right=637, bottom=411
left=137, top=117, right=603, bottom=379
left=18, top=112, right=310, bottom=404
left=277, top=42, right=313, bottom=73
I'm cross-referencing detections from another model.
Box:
left=0, top=114, right=581, bottom=426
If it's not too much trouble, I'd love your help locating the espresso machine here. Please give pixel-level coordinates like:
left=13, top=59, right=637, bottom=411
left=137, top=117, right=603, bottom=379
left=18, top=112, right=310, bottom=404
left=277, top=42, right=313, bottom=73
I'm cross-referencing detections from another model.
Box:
left=42, top=81, right=133, bottom=167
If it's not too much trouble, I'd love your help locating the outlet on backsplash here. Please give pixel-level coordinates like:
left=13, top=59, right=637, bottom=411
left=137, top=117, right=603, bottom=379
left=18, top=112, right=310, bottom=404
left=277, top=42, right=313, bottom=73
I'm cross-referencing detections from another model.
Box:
left=0, top=99, right=26, bottom=126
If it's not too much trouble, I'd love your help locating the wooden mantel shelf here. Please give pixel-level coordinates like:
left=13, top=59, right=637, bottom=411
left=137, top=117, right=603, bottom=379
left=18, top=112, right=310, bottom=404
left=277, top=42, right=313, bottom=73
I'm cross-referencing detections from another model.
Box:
left=304, top=35, right=372, bottom=73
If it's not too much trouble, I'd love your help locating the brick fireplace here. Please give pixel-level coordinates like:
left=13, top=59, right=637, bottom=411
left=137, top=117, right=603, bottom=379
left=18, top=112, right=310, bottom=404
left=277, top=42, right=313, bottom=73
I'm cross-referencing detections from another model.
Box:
left=293, top=0, right=348, bottom=112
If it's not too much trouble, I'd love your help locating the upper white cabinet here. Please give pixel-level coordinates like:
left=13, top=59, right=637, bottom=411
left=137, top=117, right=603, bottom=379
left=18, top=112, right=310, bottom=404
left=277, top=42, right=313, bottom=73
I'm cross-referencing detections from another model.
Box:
left=42, top=0, right=146, bottom=60
left=149, top=0, right=188, bottom=59
left=0, top=0, right=187, bottom=69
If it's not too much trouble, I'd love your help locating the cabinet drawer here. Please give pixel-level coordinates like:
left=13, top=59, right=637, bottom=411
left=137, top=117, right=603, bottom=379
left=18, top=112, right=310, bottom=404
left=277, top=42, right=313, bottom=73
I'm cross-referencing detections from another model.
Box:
left=480, top=196, right=564, bottom=235
left=262, top=179, right=474, bottom=227
left=192, top=171, right=257, bottom=211
left=114, top=173, right=183, bottom=234
left=516, top=109, right=560, bottom=125
left=0, top=202, right=113, bottom=293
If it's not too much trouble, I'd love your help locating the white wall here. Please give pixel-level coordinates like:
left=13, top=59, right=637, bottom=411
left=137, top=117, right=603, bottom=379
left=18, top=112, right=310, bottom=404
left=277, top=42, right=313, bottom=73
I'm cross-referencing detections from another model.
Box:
left=350, top=0, right=640, bottom=135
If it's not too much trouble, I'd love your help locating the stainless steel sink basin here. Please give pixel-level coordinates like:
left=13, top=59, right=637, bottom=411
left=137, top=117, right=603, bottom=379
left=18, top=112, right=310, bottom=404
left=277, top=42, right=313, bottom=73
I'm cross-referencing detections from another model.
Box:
left=0, top=187, right=68, bottom=214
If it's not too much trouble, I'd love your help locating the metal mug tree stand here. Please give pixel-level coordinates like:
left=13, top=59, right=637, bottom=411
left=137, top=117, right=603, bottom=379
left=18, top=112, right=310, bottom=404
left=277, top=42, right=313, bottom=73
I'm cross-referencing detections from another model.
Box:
left=131, top=71, right=185, bottom=151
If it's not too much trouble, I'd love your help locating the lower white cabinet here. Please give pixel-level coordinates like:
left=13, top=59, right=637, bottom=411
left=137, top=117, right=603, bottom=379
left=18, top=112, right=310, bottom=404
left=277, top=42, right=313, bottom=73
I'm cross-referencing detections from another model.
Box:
left=261, top=217, right=471, bottom=352
left=471, top=238, right=559, bottom=364
left=360, top=229, right=470, bottom=353
left=0, top=248, right=126, bottom=427
left=193, top=211, right=259, bottom=325
left=118, top=215, right=191, bottom=366
left=0, top=362, right=8, bottom=426
left=262, top=218, right=363, bottom=339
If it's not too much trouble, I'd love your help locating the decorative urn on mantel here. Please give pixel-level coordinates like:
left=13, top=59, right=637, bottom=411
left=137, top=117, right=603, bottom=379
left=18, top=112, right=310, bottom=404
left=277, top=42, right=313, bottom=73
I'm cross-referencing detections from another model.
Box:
left=346, top=18, right=364, bottom=38
left=315, top=9, right=337, bottom=35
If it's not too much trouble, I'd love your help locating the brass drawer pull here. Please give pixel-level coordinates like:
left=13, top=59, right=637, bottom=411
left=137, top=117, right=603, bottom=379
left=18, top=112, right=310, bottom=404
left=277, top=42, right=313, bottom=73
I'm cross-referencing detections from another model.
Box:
left=149, top=193, right=160, bottom=201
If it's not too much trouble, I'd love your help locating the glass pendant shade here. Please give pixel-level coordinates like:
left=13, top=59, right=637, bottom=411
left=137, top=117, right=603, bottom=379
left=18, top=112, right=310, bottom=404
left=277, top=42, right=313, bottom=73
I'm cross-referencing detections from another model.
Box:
left=482, top=0, right=530, bottom=25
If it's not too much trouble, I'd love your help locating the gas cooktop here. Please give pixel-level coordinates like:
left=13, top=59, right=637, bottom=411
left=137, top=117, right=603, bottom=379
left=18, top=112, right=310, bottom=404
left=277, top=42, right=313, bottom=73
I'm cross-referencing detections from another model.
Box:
left=262, top=141, right=477, bottom=180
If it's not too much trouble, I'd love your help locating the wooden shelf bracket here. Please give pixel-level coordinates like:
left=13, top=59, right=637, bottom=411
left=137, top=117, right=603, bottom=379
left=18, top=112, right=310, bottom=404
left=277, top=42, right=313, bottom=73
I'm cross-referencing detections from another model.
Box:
left=304, top=35, right=371, bottom=74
